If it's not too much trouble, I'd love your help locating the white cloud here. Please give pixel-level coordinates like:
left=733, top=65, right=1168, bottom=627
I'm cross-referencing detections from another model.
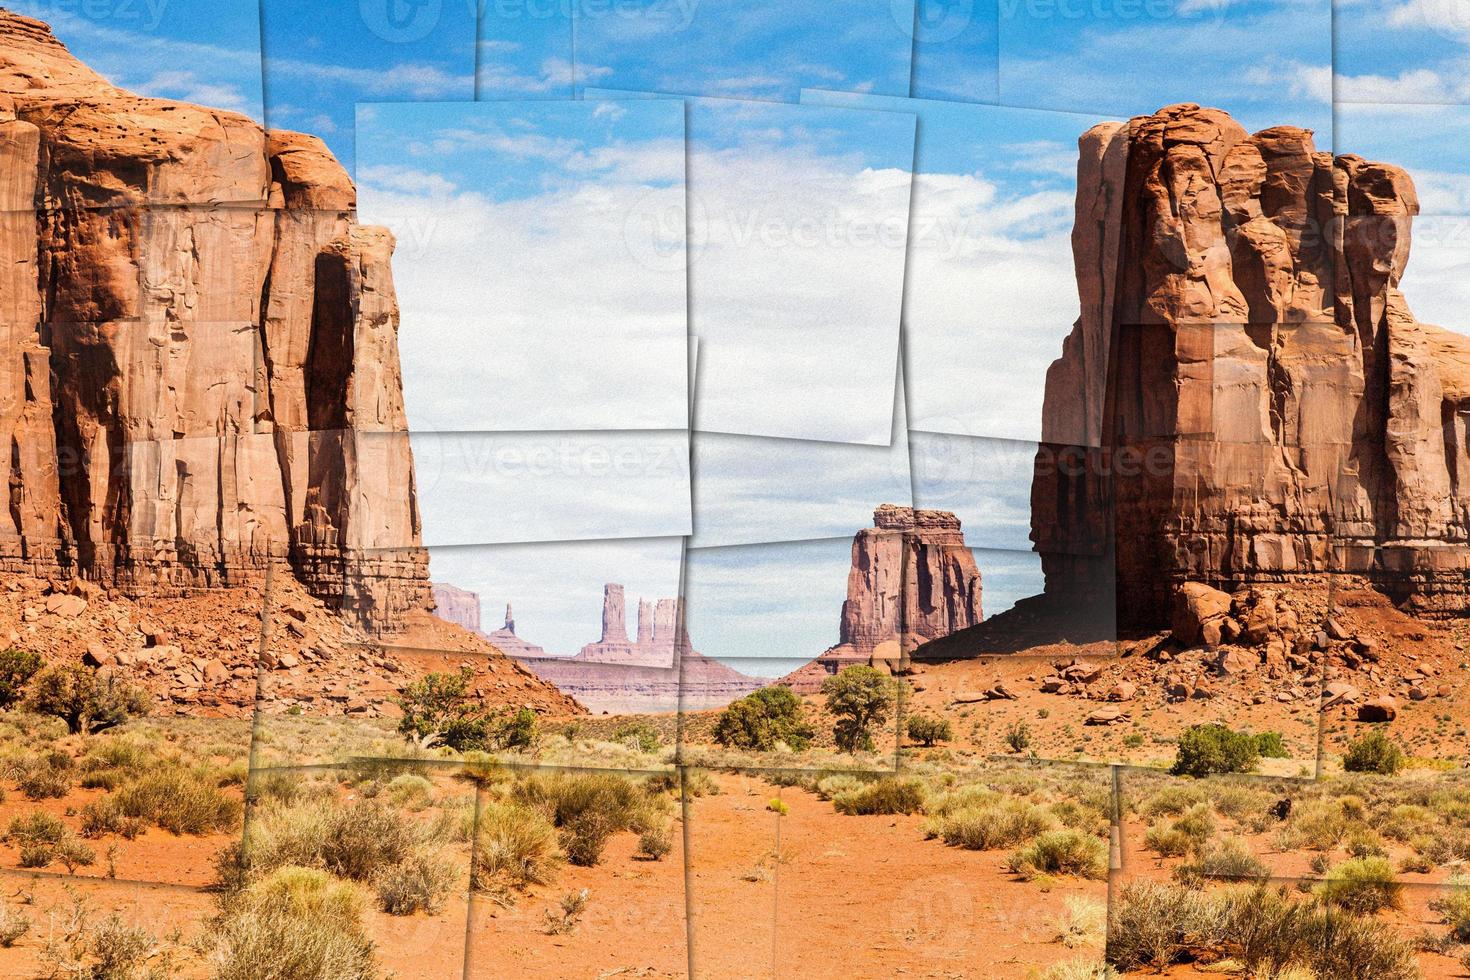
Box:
left=134, top=70, right=250, bottom=112
left=1335, top=67, right=1461, bottom=103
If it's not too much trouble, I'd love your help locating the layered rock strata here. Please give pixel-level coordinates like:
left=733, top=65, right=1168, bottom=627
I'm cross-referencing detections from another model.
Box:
left=0, top=12, right=431, bottom=631
left=1032, top=104, right=1470, bottom=626
left=431, top=583, right=481, bottom=633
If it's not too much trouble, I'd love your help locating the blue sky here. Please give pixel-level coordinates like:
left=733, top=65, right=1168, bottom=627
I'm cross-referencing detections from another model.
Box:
left=588, top=89, right=915, bottom=445
left=804, top=89, right=1105, bottom=443
left=574, top=0, right=917, bottom=101
left=12, top=0, right=265, bottom=118
left=1335, top=0, right=1470, bottom=105
left=480, top=0, right=575, bottom=98
left=1337, top=104, right=1470, bottom=212
left=261, top=0, right=476, bottom=174
left=911, top=0, right=1000, bottom=101
left=357, top=99, right=689, bottom=433
left=997, top=0, right=1332, bottom=137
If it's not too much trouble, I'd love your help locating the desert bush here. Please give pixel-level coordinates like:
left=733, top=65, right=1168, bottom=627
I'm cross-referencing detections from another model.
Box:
left=823, top=666, right=897, bottom=753
left=638, top=824, right=673, bottom=861
left=494, top=707, right=539, bottom=751
left=612, top=720, right=662, bottom=754
left=7, top=812, right=94, bottom=871
left=1342, top=730, right=1405, bottom=775
left=15, top=750, right=73, bottom=799
left=1143, top=824, right=1192, bottom=859
left=393, top=669, right=488, bottom=750
left=815, top=774, right=865, bottom=801
left=560, top=810, right=615, bottom=867
left=385, top=773, right=434, bottom=811
left=1430, top=876, right=1470, bottom=941
left=210, top=867, right=378, bottom=980
left=319, top=799, right=417, bottom=881
left=110, top=766, right=241, bottom=834
left=1170, top=804, right=1216, bottom=847
left=1316, top=857, right=1403, bottom=914
left=473, top=802, right=560, bottom=892
left=1038, top=962, right=1118, bottom=980
left=373, top=849, right=457, bottom=915
left=6, top=810, right=66, bottom=847
left=1173, top=837, right=1269, bottom=886
left=712, top=686, right=814, bottom=751
left=906, top=715, right=952, bottom=747
left=1106, top=881, right=1224, bottom=970
left=1170, top=724, right=1260, bottom=778
left=0, top=902, right=29, bottom=947
left=1009, top=829, right=1107, bottom=881
left=1054, top=896, right=1106, bottom=948
left=1277, top=799, right=1352, bottom=851
left=1345, top=828, right=1387, bottom=858
left=543, top=889, right=589, bottom=935
left=1209, top=784, right=1271, bottom=824
left=927, top=799, right=1055, bottom=851
left=1005, top=722, right=1032, bottom=753
left=832, top=777, right=926, bottom=816
left=25, top=664, right=149, bottom=734
left=1299, top=905, right=1418, bottom=980
left=0, top=649, right=42, bottom=709
left=1138, top=784, right=1205, bottom=818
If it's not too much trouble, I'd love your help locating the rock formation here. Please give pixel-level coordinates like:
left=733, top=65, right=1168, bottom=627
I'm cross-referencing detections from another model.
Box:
left=785, top=505, right=983, bottom=690
left=0, top=12, right=431, bottom=632
left=431, top=583, right=481, bottom=633
left=483, top=603, right=550, bottom=660
left=1032, top=104, right=1470, bottom=628
left=518, top=583, right=762, bottom=712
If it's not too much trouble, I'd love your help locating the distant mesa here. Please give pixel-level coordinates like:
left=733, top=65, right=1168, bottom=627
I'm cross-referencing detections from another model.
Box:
left=430, top=583, right=481, bottom=633
left=783, top=505, right=983, bottom=692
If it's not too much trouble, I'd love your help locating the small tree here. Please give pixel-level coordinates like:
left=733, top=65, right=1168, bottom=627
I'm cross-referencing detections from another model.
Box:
left=713, top=686, right=813, bottom=751
left=493, top=707, right=539, bottom=751
left=906, top=715, right=953, bottom=747
left=393, top=669, right=488, bottom=750
left=1170, top=724, right=1260, bottom=778
left=823, top=666, right=897, bottom=753
left=1005, top=721, right=1032, bottom=754
left=25, top=664, right=148, bottom=734
left=1343, top=729, right=1405, bottom=775
left=0, top=649, right=43, bottom=709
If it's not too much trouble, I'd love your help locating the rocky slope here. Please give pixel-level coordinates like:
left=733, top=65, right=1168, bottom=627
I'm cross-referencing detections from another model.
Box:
left=0, top=10, right=430, bottom=633
left=1031, top=104, right=1470, bottom=628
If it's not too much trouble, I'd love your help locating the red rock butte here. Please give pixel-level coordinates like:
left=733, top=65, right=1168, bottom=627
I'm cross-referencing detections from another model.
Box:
left=1031, top=103, right=1470, bottom=628
left=0, top=11, right=431, bottom=632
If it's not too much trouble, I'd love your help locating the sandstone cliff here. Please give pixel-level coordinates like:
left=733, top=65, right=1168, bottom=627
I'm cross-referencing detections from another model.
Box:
left=785, top=505, right=983, bottom=690
left=0, top=12, right=431, bottom=632
left=431, top=583, right=481, bottom=633
left=1032, top=104, right=1470, bottom=627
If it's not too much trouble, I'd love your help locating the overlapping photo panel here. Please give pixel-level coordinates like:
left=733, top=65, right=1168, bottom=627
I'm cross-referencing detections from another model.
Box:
left=798, top=91, right=1121, bottom=446
left=478, top=0, right=574, bottom=100
left=996, top=0, right=1331, bottom=141
left=261, top=0, right=476, bottom=179
left=573, top=0, right=917, bottom=102
left=356, top=99, right=689, bottom=433
left=689, top=361, right=912, bottom=548
left=907, top=0, right=999, bottom=103
left=586, top=89, right=914, bottom=446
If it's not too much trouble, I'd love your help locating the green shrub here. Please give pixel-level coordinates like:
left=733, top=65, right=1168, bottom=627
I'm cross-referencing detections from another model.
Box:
left=0, top=649, right=42, bottom=709
left=1005, top=722, right=1032, bottom=754
left=1342, top=730, right=1405, bottom=775
left=210, top=867, right=378, bottom=980
left=1431, top=876, right=1470, bottom=941
left=1173, top=837, right=1270, bottom=885
left=1316, top=857, right=1403, bottom=914
left=1009, top=829, right=1107, bottom=881
left=906, top=715, right=952, bottom=747
left=712, top=686, right=814, bottom=751
left=15, top=751, right=73, bottom=799
left=823, top=666, right=897, bottom=753
left=1253, top=731, right=1289, bottom=759
left=832, top=777, right=926, bottom=816
left=1143, top=825, right=1192, bottom=859
left=24, top=663, right=149, bottom=734
left=392, top=669, right=489, bottom=750
left=1170, top=724, right=1260, bottom=778
left=493, top=707, right=539, bottom=750
left=613, top=721, right=662, bottom=753
left=473, top=802, right=560, bottom=892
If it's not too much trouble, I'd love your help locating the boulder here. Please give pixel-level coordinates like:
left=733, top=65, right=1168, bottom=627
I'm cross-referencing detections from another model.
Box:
left=1357, top=697, right=1398, bottom=723
left=1171, top=583, right=1233, bottom=647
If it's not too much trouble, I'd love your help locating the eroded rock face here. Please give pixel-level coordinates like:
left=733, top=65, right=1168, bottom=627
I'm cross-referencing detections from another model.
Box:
left=432, top=584, right=482, bottom=634
left=1033, top=103, right=1470, bottom=626
left=840, top=505, right=983, bottom=653
left=0, top=12, right=430, bottom=632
